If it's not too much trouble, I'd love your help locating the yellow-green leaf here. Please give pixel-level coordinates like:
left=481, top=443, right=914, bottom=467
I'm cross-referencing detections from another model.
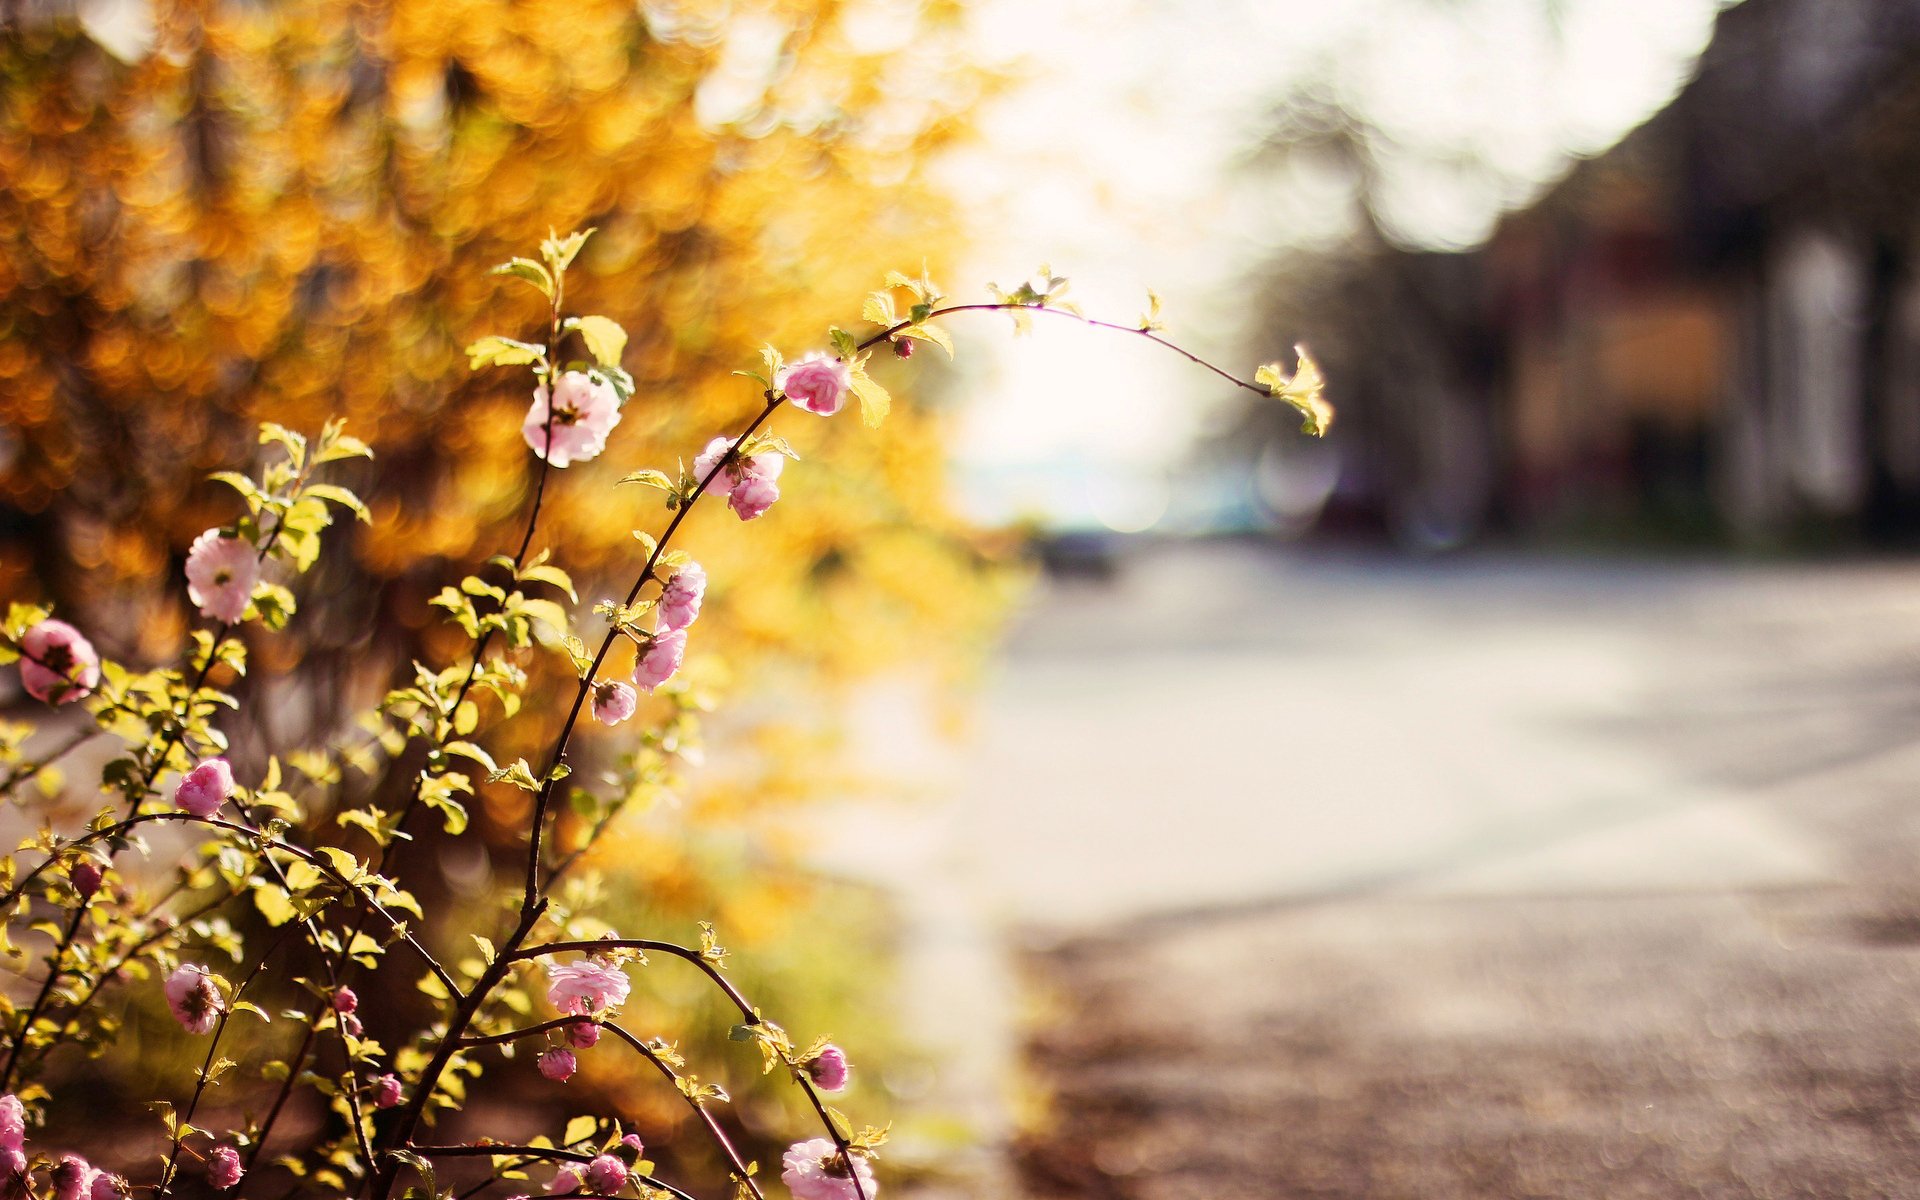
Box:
left=848, top=368, right=891, bottom=429
left=571, top=316, right=627, bottom=368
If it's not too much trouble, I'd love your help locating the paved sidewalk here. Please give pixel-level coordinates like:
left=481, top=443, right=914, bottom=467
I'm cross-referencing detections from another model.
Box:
left=991, top=543, right=1920, bottom=1198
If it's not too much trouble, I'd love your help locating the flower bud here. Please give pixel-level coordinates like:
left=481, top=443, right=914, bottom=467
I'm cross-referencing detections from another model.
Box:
left=69, top=860, right=102, bottom=899
left=565, top=1019, right=601, bottom=1049
left=537, top=1048, right=577, bottom=1083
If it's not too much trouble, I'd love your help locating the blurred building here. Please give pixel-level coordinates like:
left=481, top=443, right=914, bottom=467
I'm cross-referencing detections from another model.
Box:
left=1270, top=0, right=1920, bottom=547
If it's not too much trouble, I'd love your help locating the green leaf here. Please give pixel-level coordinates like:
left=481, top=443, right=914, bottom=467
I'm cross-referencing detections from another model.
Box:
left=848, top=366, right=891, bottom=429
left=541, top=228, right=595, bottom=272
left=465, top=336, right=545, bottom=371
left=302, top=484, right=371, bottom=523
left=563, top=1115, right=598, bottom=1146
left=487, top=759, right=540, bottom=793
left=209, top=471, right=264, bottom=513
left=254, top=884, right=296, bottom=927
left=519, top=563, right=577, bottom=602
left=619, top=469, right=676, bottom=493
left=896, top=323, right=953, bottom=358
left=1255, top=345, right=1334, bottom=437
left=569, top=316, right=628, bottom=368
left=492, top=258, right=555, bottom=298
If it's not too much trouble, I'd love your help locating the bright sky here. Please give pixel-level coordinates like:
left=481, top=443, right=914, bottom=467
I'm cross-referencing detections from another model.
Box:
left=938, top=0, right=1737, bottom=525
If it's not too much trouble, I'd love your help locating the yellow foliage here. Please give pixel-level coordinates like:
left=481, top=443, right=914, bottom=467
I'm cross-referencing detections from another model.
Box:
left=0, top=0, right=1012, bottom=1143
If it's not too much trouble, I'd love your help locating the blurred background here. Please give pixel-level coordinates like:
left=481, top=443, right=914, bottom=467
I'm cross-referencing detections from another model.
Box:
left=10, top=0, right=1920, bottom=1195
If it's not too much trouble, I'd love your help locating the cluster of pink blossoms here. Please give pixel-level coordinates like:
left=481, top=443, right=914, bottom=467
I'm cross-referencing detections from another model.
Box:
left=534, top=1135, right=642, bottom=1198
left=534, top=957, right=632, bottom=1083
left=590, top=559, right=707, bottom=720
left=2, top=1093, right=131, bottom=1200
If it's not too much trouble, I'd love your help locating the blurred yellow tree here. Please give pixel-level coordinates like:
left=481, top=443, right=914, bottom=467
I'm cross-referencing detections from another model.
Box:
left=0, top=0, right=1012, bottom=1163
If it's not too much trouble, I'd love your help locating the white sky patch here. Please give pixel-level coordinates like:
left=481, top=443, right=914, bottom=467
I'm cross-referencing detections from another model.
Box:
left=936, top=0, right=1736, bottom=523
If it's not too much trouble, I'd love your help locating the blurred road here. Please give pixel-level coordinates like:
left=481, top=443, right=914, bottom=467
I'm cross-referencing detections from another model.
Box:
left=829, top=540, right=1920, bottom=1196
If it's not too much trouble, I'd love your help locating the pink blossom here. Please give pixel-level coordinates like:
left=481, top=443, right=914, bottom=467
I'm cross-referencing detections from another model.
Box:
left=537, top=1048, right=576, bottom=1083
left=88, top=1172, right=125, bottom=1200
left=207, top=1145, right=243, bottom=1190
left=545, top=959, right=631, bottom=1015
left=341, top=1013, right=364, bottom=1037
left=174, top=758, right=234, bottom=818
left=892, top=338, right=913, bottom=359
left=618, top=1134, right=643, bottom=1155
left=726, top=462, right=782, bottom=520
left=69, top=859, right=102, bottom=899
left=524, top=372, right=622, bottom=468
left=372, top=1074, right=403, bottom=1109
left=632, top=628, right=685, bottom=693
left=778, top=353, right=852, bottom=417
left=184, top=530, right=259, bottom=624
left=0, top=1094, right=23, bottom=1151
left=0, top=1148, right=24, bottom=1198
left=591, top=681, right=637, bottom=727
left=805, top=1044, right=850, bottom=1092
left=691, top=437, right=785, bottom=521
left=781, top=1139, right=875, bottom=1200
left=19, top=619, right=99, bottom=706
left=658, top=563, right=705, bottom=632
left=332, top=987, right=359, bottom=1015
left=565, top=1019, right=601, bottom=1049
left=163, top=964, right=222, bottom=1034
left=583, top=1154, right=626, bottom=1195
left=547, top=1168, right=581, bottom=1195
left=50, top=1156, right=92, bottom=1200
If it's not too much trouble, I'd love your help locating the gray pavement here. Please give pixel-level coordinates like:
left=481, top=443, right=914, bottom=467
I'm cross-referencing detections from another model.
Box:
left=825, top=540, right=1920, bottom=1196
left=1001, top=542, right=1920, bottom=1198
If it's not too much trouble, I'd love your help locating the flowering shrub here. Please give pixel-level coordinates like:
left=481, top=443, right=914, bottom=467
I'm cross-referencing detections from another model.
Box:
left=0, top=232, right=1327, bottom=1200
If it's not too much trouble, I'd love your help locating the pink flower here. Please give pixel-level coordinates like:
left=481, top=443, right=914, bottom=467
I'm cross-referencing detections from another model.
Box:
left=779, top=353, right=852, bottom=417
left=163, top=964, right=223, bottom=1034
left=372, top=1074, right=403, bottom=1109
left=174, top=758, right=234, bottom=818
left=332, top=987, right=359, bottom=1015
left=781, top=1139, right=876, bottom=1200
left=566, top=1019, right=601, bottom=1049
left=50, top=1156, right=93, bottom=1200
left=805, top=1044, right=850, bottom=1092
left=632, top=628, right=685, bottom=693
left=341, top=1013, right=364, bottom=1037
left=618, top=1134, right=643, bottom=1155
left=548, top=1168, right=581, bottom=1195
left=207, top=1145, right=243, bottom=1190
left=545, top=959, right=631, bottom=1015
left=0, top=1094, right=23, bottom=1152
left=69, top=859, right=102, bottom=899
left=184, top=530, right=259, bottom=624
left=726, top=462, right=782, bottom=520
left=658, top=563, right=705, bottom=632
left=591, top=681, right=637, bottom=727
left=19, top=619, right=99, bottom=705
left=537, top=1048, right=576, bottom=1083
left=691, top=437, right=785, bottom=521
left=583, top=1154, right=626, bottom=1195
left=524, top=372, right=621, bottom=468
left=88, top=1172, right=125, bottom=1200
left=0, top=1148, right=24, bottom=1198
